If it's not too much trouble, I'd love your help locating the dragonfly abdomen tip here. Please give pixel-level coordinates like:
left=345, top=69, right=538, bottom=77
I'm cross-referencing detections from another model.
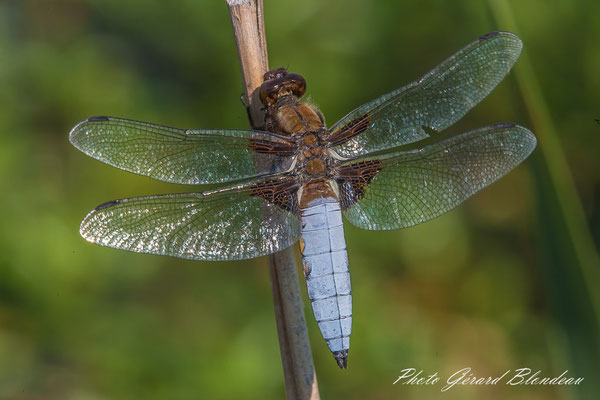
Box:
left=334, top=350, right=349, bottom=369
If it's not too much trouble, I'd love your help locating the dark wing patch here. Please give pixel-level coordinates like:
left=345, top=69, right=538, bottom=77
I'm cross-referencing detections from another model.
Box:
left=327, top=113, right=372, bottom=146
left=248, top=138, right=298, bottom=156
left=336, top=160, right=383, bottom=210
left=249, top=177, right=299, bottom=212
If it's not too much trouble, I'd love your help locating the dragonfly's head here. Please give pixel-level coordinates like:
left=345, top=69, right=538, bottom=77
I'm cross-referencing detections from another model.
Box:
left=259, top=68, right=306, bottom=105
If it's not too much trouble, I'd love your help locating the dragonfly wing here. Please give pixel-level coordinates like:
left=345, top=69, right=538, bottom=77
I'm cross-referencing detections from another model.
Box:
left=70, top=116, right=297, bottom=184
left=79, top=177, right=300, bottom=260
left=328, top=31, right=523, bottom=158
left=336, top=123, right=536, bottom=230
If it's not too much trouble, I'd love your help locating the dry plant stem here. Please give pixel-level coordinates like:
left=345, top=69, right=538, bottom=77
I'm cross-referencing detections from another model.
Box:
left=226, top=1, right=320, bottom=399
left=227, top=0, right=268, bottom=125
left=269, top=249, right=321, bottom=399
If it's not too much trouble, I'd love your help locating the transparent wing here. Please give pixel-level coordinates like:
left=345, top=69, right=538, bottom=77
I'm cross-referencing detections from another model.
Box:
left=328, top=31, right=523, bottom=158
left=69, top=116, right=297, bottom=184
left=79, top=177, right=300, bottom=261
left=337, top=124, right=536, bottom=230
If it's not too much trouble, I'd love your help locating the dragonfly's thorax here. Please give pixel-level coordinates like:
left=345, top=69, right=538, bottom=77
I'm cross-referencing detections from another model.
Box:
left=274, top=102, right=325, bottom=134
left=267, top=99, right=335, bottom=182
left=259, top=68, right=340, bottom=208
left=296, top=132, right=334, bottom=177
left=295, top=134, right=340, bottom=208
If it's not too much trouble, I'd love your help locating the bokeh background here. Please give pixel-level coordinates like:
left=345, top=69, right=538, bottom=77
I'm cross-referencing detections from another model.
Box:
left=1, top=0, right=599, bottom=399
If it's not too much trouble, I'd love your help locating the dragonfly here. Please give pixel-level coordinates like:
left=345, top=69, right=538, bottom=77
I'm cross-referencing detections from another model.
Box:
left=70, top=31, right=536, bottom=369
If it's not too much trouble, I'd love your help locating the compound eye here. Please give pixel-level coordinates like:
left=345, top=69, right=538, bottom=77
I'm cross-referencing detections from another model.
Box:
left=263, top=68, right=288, bottom=81
left=259, top=80, right=279, bottom=104
left=259, top=71, right=307, bottom=105
left=285, top=74, right=306, bottom=98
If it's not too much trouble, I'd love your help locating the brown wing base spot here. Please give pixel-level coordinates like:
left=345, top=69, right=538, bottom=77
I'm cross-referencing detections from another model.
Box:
left=248, top=138, right=297, bottom=156
left=249, top=178, right=299, bottom=213
left=336, top=160, right=383, bottom=210
left=329, top=113, right=372, bottom=146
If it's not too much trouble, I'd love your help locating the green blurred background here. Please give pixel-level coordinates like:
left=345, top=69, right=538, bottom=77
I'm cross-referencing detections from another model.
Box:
left=1, top=0, right=599, bottom=399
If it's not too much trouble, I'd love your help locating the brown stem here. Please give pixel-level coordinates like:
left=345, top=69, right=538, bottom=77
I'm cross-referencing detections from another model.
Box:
left=226, top=1, right=320, bottom=399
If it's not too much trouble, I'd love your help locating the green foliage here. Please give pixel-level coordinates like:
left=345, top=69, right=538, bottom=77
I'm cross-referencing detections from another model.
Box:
left=0, top=0, right=598, bottom=398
